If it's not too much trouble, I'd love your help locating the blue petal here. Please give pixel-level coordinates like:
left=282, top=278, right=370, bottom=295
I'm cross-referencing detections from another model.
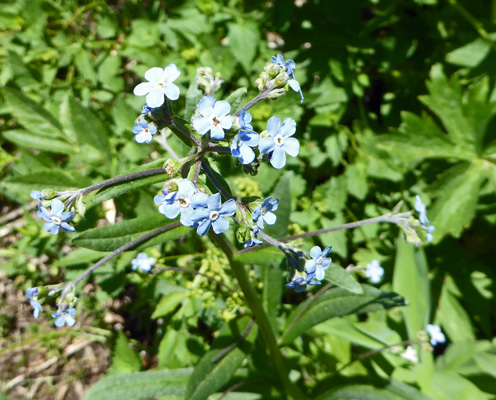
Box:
left=197, top=96, right=215, bottom=117
left=315, top=266, right=325, bottom=281
left=280, top=118, right=296, bottom=137
left=267, top=116, right=281, bottom=136
left=219, top=115, right=233, bottom=130
left=193, top=116, right=212, bottom=136
left=263, top=211, right=276, bottom=225
left=213, top=100, right=231, bottom=117
left=240, top=131, right=259, bottom=147
left=61, top=211, right=75, bottom=222
left=210, top=124, right=225, bottom=140
left=305, top=259, right=316, bottom=274
left=132, top=124, right=143, bottom=134
left=146, top=89, right=165, bottom=108
left=43, top=222, right=59, bottom=235
left=270, top=146, right=287, bottom=169
left=60, top=222, right=75, bottom=232
left=51, top=199, right=65, bottom=216
left=196, top=219, right=212, bottom=236
left=207, top=193, right=221, bottom=211
left=178, top=179, right=195, bottom=198
left=163, top=64, right=181, bottom=83
left=55, top=316, right=66, bottom=327
left=283, top=137, right=299, bottom=157
left=145, top=67, right=165, bottom=83
left=238, top=144, right=255, bottom=164
left=65, top=315, right=76, bottom=327
left=212, top=217, right=229, bottom=234
left=190, top=192, right=208, bottom=208
left=163, top=203, right=181, bottom=219
left=164, top=83, right=180, bottom=101
left=259, top=137, right=275, bottom=155
left=310, top=246, right=322, bottom=259
left=219, top=199, right=237, bottom=216
left=191, top=207, right=210, bottom=223
left=133, top=82, right=154, bottom=96
left=180, top=207, right=194, bottom=226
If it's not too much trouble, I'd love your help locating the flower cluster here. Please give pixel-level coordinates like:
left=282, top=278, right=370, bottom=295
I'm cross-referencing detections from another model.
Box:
left=25, top=286, right=78, bottom=328
left=286, top=246, right=333, bottom=292
left=414, top=195, right=435, bottom=242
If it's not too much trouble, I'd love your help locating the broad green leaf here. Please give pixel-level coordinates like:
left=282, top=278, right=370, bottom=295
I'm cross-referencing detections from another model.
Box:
left=473, top=352, right=496, bottom=378
left=225, top=87, right=247, bottom=113
left=262, top=260, right=284, bottom=325
left=75, top=49, right=97, bottom=83
left=445, top=38, right=491, bottom=68
left=185, top=316, right=257, bottom=400
left=430, top=162, right=486, bottom=241
left=325, top=265, right=363, bottom=294
left=236, top=246, right=285, bottom=266
left=108, top=331, right=141, bottom=375
left=2, top=87, right=64, bottom=138
left=152, top=290, right=190, bottom=319
left=392, top=237, right=430, bottom=338
left=345, top=162, right=368, bottom=200
left=68, top=97, right=111, bottom=161
left=91, top=159, right=168, bottom=205
left=431, top=371, right=490, bottom=400
left=227, top=20, right=260, bottom=73
left=419, top=64, right=476, bottom=150
left=3, top=129, right=76, bottom=154
left=264, top=171, right=291, bottom=238
left=72, top=216, right=190, bottom=251
left=82, top=368, right=192, bottom=400
left=280, top=285, right=406, bottom=345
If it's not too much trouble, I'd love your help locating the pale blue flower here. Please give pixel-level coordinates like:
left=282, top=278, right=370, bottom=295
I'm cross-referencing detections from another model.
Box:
left=154, top=189, right=169, bottom=207
left=426, top=324, right=446, bottom=346
left=141, top=105, right=152, bottom=114
left=132, top=119, right=157, bottom=144
left=272, top=54, right=304, bottom=103
left=39, top=199, right=76, bottom=235
left=52, top=308, right=76, bottom=328
left=238, top=109, right=253, bottom=131
left=305, top=246, right=332, bottom=281
left=366, top=260, right=384, bottom=284
left=158, top=179, right=207, bottom=226
left=30, top=190, right=42, bottom=200
left=26, top=287, right=43, bottom=319
left=259, top=116, right=299, bottom=169
left=192, top=96, right=233, bottom=140
left=131, top=253, right=155, bottom=273
left=133, top=64, right=181, bottom=108
left=190, top=193, right=237, bottom=236
left=252, top=197, right=279, bottom=230
left=286, top=272, right=321, bottom=292
left=231, top=130, right=260, bottom=164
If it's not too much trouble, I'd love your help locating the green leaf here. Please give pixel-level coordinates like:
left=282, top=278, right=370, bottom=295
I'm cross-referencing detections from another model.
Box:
left=72, top=217, right=190, bottom=252
left=262, top=260, right=284, bottom=325
left=325, top=265, right=363, bottom=294
left=3, top=129, right=76, bottom=154
left=235, top=246, right=285, bottom=266
left=108, top=331, right=141, bottom=375
left=225, top=87, right=247, bottom=113
left=185, top=316, right=257, bottom=400
left=473, top=352, right=496, bottom=379
left=151, top=290, right=190, bottom=319
left=430, top=162, right=486, bottom=241
left=432, top=371, right=489, bottom=400
left=280, top=285, right=406, bottom=345
left=445, top=38, right=491, bottom=68
left=91, top=159, right=167, bottom=205
left=263, top=171, right=291, bottom=238
left=52, top=248, right=105, bottom=267
left=2, top=87, right=64, bottom=138
left=392, top=237, right=430, bottom=338
left=227, top=20, right=260, bottom=73
left=82, top=368, right=192, bottom=400
left=68, top=97, right=111, bottom=161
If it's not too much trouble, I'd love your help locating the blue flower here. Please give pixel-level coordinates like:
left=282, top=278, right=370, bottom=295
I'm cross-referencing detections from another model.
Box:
left=286, top=272, right=321, bottom=292
left=141, top=105, right=152, bottom=114
left=26, top=287, right=43, bottom=319
left=414, top=195, right=435, bottom=243
left=252, top=197, right=278, bottom=229
left=191, top=193, right=237, bottom=236
left=30, top=190, right=42, bottom=200
left=157, top=179, right=207, bottom=226
left=192, top=96, right=233, bottom=140
left=365, top=260, right=384, bottom=283
left=259, top=116, right=299, bottom=169
left=426, top=324, right=446, bottom=346
left=272, top=54, right=304, bottom=103
left=238, top=109, right=253, bottom=131
left=231, top=131, right=260, bottom=164
left=52, top=308, right=76, bottom=328
left=39, top=199, right=76, bottom=235
left=133, top=64, right=181, bottom=108
left=154, top=189, right=169, bottom=207
left=244, top=227, right=263, bottom=248
left=132, top=119, right=157, bottom=144
left=131, top=253, right=155, bottom=273
left=305, top=246, right=332, bottom=281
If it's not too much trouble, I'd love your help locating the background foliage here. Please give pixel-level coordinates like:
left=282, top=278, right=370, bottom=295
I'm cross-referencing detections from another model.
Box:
left=1, top=0, right=495, bottom=399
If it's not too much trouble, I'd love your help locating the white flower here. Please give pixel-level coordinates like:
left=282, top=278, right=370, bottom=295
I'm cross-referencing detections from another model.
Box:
left=365, top=260, right=384, bottom=284
left=426, top=324, right=446, bottom=346
left=401, top=346, right=418, bottom=363
left=133, top=64, right=181, bottom=108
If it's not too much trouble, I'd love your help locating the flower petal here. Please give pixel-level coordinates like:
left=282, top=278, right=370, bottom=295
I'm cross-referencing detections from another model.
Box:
left=196, top=219, right=212, bottom=236
left=51, top=199, right=65, bottom=215
left=310, top=246, right=322, bottom=259
left=192, top=116, right=212, bottom=135
left=267, top=116, right=281, bottom=136
left=240, top=131, right=259, bottom=147
left=280, top=118, right=296, bottom=137
left=212, top=217, right=229, bottom=234
left=65, top=315, right=76, bottom=327
left=144, top=67, right=165, bottom=83
left=238, top=144, right=255, bottom=164
left=219, top=199, right=237, bottom=216
left=207, top=193, right=221, bottom=210
left=133, top=82, right=154, bottom=96
left=44, top=222, right=59, bottom=235
left=315, top=267, right=325, bottom=281
left=213, top=100, right=231, bottom=117
left=259, top=137, right=275, bottom=155
left=178, top=179, right=195, bottom=197
left=305, top=259, right=316, bottom=274
left=218, top=115, right=233, bottom=130
left=197, top=96, right=215, bottom=117
left=263, top=211, right=276, bottom=225
left=270, top=146, right=287, bottom=169
left=190, top=192, right=208, bottom=208
left=191, top=207, right=210, bottom=223
left=210, top=125, right=225, bottom=140
left=60, top=222, right=75, bottom=232
left=283, top=137, right=299, bottom=157
left=163, top=203, right=181, bottom=219
left=164, top=83, right=180, bottom=101
left=162, top=64, right=181, bottom=83
left=146, top=89, right=165, bottom=108
left=288, top=79, right=300, bottom=92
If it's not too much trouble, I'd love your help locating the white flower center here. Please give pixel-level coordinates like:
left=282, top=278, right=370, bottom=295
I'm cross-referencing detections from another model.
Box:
left=178, top=197, right=190, bottom=208
left=51, top=216, right=62, bottom=225
left=156, top=81, right=166, bottom=89
left=274, top=134, right=284, bottom=146
left=210, top=115, right=221, bottom=126
left=210, top=210, right=220, bottom=221
left=316, top=257, right=323, bottom=265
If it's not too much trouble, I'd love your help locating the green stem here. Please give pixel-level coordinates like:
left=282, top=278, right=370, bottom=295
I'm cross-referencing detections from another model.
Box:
left=211, top=233, right=309, bottom=400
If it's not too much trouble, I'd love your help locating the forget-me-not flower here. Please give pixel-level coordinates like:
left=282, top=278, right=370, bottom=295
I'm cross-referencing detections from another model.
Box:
left=365, top=260, right=384, bottom=283
left=133, top=64, right=181, bottom=108
left=286, top=272, right=321, bottom=293
left=26, top=287, right=43, bottom=319
left=244, top=227, right=263, bottom=248
left=231, top=109, right=260, bottom=164
left=191, top=193, right=237, bottom=236
left=192, top=96, right=233, bottom=140
left=272, top=54, right=304, bottom=103
left=131, top=253, right=155, bottom=273
left=157, top=179, right=207, bottom=226
left=305, top=246, right=332, bottom=281
left=39, top=199, right=76, bottom=235
left=154, top=189, right=168, bottom=207
left=414, top=195, right=435, bottom=242
left=52, top=308, right=76, bottom=328
left=259, top=116, right=299, bottom=169
left=141, top=105, right=152, bottom=114
left=30, top=190, right=44, bottom=218
left=132, top=119, right=157, bottom=144
left=252, top=197, right=278, bottom=230
left=426, top=324, right=446, bottom=346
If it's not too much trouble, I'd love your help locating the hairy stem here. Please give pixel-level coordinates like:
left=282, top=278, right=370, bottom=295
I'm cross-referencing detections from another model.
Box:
left=211, top=233, right=309, bottom=400
left=58, top=221, right=183, bottom=305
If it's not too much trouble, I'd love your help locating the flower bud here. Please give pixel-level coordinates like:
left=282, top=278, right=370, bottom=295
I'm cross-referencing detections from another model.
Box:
left=274, top=72, right=289, bottom=87
left=236, top=225, right=251, bottom=243
left=41, top=189, right=57, bottom=199
left=265, top=62, right=279, bottom=79
left=164, top=159, right=182, bottom=178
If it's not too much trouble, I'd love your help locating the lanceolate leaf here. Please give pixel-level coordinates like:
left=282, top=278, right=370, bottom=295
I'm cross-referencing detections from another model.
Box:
left=82, top=368, right=192, bottom=400
left=280, top=285, right=406, bottom=345
left=325, top=265, right=363, bottom=294
left=3, top=129, right=77, bottom=154
left=185, top=316, right=258, bottom=400
left=72, top=216, right=190, bottom=251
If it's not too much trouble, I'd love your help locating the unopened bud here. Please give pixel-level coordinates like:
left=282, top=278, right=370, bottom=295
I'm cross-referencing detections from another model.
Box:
left=236, top=225, right=251, bottom=243
left=164, top=159, right=182, bottom=178
left=41, top=189, right=57, bottom=199
left=274, top=72, right=289, bottom=87
left=265, top=63, right=279, bottom=79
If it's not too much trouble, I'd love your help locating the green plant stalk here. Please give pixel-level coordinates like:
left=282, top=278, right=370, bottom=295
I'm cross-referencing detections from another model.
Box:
left=211, top=233, right=309, bottom=400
